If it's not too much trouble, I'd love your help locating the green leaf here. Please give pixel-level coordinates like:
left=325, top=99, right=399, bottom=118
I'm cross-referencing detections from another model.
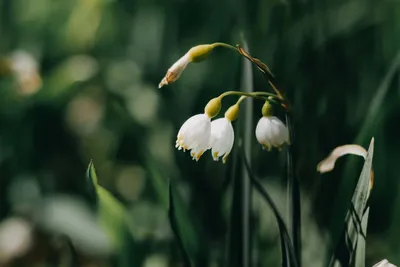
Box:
left=329, top=138, right=374, bottom=267
left=354, top=207, right=369, bottom=267
left=242, top=152, right=298, bottom=267
left=86, top=161, right=138, bottom=267
left=168, top=181, right=193, bottom=267
left=146, top=157, right=206, bottom=265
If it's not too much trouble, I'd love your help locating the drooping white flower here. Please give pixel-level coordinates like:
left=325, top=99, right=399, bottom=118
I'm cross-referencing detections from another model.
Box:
left=209, top=118, right=234, bottom=163
left=175, top=113, right=211, bottom=161
left=255, top=116, right=289, bottom=150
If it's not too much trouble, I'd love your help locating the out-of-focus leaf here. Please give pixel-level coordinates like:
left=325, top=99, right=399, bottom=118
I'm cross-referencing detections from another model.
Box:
left=146, top=157, right=206, bottom=265
left=329, top=138, right=374, bottom=267
left=242, top=152, right=298, bottom=267
left=168, top=182, right=193, bottom=267
left=86, top=161, right=126, bottom=248
left=86, top=161, right=137, bottom=267
left=37, top=195, right=113, bottom=256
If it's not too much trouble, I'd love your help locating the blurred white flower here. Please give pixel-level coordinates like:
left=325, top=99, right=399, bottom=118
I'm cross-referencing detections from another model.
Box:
left=175, top=113, right=211, bottom=161
left=0, top=217, right=32, bottom=264
left=373, top=259, right=397, bottom=267
left=10, top=50, right=42, bottom=95
left=255, top=116, right=289, bottom=150
left=209, top=118, right=234, bottom=163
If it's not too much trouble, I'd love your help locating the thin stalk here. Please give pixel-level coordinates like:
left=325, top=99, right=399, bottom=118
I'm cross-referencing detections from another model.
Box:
left=286, top=113, right=301, bottom=267
left=241, top=151, right=298, bottom=267
left=219, top=90, right=278, bottom=99
left=211, top=42, right=240, bottom=52
left=239, top=40, right=253, bottom=267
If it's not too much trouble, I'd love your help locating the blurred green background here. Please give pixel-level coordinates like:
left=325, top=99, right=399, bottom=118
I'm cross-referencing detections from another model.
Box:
left=0, top=0, right=399, bottom=266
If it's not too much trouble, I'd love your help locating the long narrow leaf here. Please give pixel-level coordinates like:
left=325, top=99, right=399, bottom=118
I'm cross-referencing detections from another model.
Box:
left=329, top=138, right=374, bottom=267
left=242, top=152, right=298, bottom=267
left=86, top=161, right=137, bottom=267
left=168, top=181, right=193, bottom=267
left=146, top=157, right=206, bottom=265
left=353, top=207, right=369, bottom=267
left=286, top=113, right=301, bottom=266
left=226, top=36, right=253, bottom=267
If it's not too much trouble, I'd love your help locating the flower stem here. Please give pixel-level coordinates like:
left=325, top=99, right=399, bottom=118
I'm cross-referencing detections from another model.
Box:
left=236, top=95, right=247, bottom=105
left=219, top=90, right=278, bottom=100
left=211, top=42, right=239, bottom=52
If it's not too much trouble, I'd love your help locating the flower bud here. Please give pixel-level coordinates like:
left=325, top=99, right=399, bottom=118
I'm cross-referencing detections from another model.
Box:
left=158, top=53, right=190, bottom=88
left=225, top=104, right=239, bottom=121
left=187, top=44, right=214, bottom=62
left=204, top=97, right=222, bottom=118
left=261, top=101, right=273, bottom=117
left=158, top=44, right=215, bottom=89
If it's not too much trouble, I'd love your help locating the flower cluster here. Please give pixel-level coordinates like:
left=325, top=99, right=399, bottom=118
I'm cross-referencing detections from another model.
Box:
left=160, top=43, right=290, bottom=163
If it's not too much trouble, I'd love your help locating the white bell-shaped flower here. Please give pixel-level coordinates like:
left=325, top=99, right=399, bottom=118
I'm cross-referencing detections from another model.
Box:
left=255, top=101, right=289, bottom=150
left=209, top=118, right=234, bottom=163
left=208, top=103, right=239, bottom=163
left=175, top=113, right=211, bottom=161
left=255, top=116, right=289, bottom=150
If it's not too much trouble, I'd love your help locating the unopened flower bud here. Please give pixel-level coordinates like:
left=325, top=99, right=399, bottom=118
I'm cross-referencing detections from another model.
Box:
left=261, top=101, right=273, bottom=117
left=158, top=53, right=190, bottom=88
left=204, top=97, right=222, bottom=118
left=187, top=44, right=214, bottom=62
left=159, top=44, right=215, bottom=88
left=225, top=104, right=239, bottom=121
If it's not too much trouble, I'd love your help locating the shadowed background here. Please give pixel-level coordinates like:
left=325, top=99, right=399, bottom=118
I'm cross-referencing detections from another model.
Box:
left=0, top=0, right=399, bottom=266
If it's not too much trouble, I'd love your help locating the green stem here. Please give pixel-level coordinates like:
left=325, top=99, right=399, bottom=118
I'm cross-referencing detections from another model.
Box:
left=211, top=42, right=239, bottom=52
left=220, top=90, right=277, bottom=98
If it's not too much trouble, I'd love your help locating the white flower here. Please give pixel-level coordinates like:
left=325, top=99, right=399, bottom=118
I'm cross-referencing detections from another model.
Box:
left=255, top=116, right=289, bottom=150
left=175, top=113, right=211, bottom=161
left=158, top=44, right=214, bottom=88
left=209, top=118, right=234, bottom=163
left=373, top=259, right=397, bottom=267
left=159, top=53, right=190, bottom=88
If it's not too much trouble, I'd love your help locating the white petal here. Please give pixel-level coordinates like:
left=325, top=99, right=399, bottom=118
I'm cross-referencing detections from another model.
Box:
left=209, top=118, right=234, bottom=162
left=255, top=116, right=288, bottom=150
left=159, top=53, right=191, bottom=88
left=176, top=113, right=211, bottom=160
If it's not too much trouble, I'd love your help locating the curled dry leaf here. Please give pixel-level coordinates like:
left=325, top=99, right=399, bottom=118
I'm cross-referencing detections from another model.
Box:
left=317, top=143, right=374, bottom=195
left=317, top=144, right=367, bottom=173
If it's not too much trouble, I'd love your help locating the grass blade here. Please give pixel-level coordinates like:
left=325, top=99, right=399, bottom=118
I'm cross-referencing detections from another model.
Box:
left=239, top=36, right=253, bottom=267
left=226, top=35, right=253, bottom=267
left=86, top=161, right=136, bottom=267
left=168, top=181, right=193, bottom=267
left=329, top=138, right=374, bottom=267
left=242, top=151, right=298, bottom=267
left=146, top=157, right=206, bottom=265
left=353, top=207, right=369, bottom=267
left=286, top=113, right=301, bottom=267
